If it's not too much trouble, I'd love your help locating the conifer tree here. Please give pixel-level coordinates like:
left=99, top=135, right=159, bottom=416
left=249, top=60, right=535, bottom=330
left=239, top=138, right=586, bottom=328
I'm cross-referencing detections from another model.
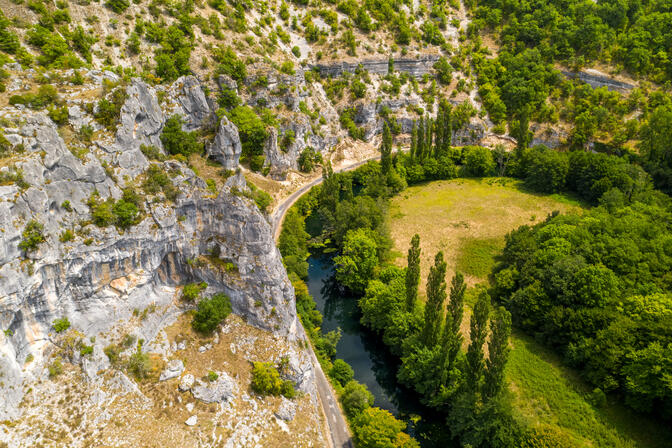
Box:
left=465, top=289, right=490, bottom=394
left=421, top=251, right=447, bottom=347
left=410, top=120, right=418, bottom=159
left=405, top=234, right=421, bottom=312
left=417, top=116, right=425, bottom=161
left=381, top=121, right=393, bottom=175
left=484, top=306, right=511, bottom=400
left=435, top=106, right=444, bottom=157
left=425, top=116, right=433, bottom=159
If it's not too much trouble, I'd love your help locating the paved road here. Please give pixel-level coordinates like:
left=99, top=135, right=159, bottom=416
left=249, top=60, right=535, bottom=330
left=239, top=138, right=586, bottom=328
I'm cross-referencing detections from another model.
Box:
left=271, top=156, right=381, bottom=241
left=271, top=156, right=382, bottom=448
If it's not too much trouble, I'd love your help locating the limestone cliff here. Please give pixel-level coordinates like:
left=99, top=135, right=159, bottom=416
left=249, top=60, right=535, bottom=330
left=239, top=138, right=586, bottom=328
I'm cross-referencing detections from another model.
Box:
left=0, top=68, right=323, bottom=447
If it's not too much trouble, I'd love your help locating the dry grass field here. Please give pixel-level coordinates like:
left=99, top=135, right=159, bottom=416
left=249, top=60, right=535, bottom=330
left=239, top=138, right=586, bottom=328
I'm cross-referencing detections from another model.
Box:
left=388, top=177, right=583, bottom=289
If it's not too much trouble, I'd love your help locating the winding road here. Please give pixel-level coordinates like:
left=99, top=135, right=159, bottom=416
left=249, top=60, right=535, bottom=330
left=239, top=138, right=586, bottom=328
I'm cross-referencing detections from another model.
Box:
left=271, top=155, right=382, bottom=448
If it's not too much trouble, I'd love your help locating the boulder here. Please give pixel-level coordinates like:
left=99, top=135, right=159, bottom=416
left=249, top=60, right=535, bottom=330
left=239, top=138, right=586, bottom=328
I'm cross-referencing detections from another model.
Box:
left=185, top=415, right=197, bottom=426
left=275, top=397, right=297, bottom=421
left=179, top=374, right=195, bottom=392
left=170, top=76, right=214, bottom=131
left=159, top=359, right=185, bottom=381
left=207, top=116, right=242, bottom=170
left=191, top=373, right=236, bottom=403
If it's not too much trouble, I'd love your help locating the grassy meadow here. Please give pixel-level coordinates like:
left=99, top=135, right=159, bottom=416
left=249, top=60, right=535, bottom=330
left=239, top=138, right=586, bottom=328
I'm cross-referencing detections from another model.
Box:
left=388, top=177, right=671, bottom=447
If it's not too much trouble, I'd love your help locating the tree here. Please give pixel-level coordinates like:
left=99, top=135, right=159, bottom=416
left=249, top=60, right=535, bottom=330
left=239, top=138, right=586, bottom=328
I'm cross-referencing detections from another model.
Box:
left=330, top=359, right=355, bottom=386
left=251, top=362, right=295, bottom=398
left=525, top=147, right=569, bottom=193
left=405, top=234, right=421, bottom=312
left=160, top=115, right=203, bottom=156
left=434, top=56, right=453, bottom=85
left=410, top=121, right=418, bottom=159
left=463, top=146, right=495, bottom=177
left=417, top=116, right=425, bottom=161
left=466, top=290, right=490, bottom=394
left=191, top=293, right=232, bottom=334
left=440, top=272, right=466, bottom=381
left=484, top=307, right=512, bottom=399
left=421, top=251, right=447, bottom=347
left=353, top=407, right=420, bottom=448
left=341, top=380, right=374, bottom=417
left=381, top=122, right=393, bottom=175
left=334, top=228, right=379, bottom=294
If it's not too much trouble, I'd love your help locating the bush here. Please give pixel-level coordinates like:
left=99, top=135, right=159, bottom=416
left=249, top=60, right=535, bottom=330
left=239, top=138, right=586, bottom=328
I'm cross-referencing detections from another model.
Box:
left=217, top=87, right=241, bottom=110
left=160, top=115, right=203, bottom=157
left=59, top=229, right=74, bottom=242
left=127, top=343, right=151, bottom=380
left=48, top=358, right=63, bottom=378
left=191, top=293, right=232, bottom=334
left=94, top=88, right=127, bottom=130
left=18, top=220, right=46, bottom=253
left=250, top=362, right=296, bottom=398
left=9, top=85, right=59, bottom=110
left=207, top=371, right=219, bottom=382
left=280, top=60, right=295, bottom=75
left=329, top=359, right=354, bottom=386
left=182, top=282, right=207, bottom=301
left=227, top=106, right=268, bottom=162
left=53, top=317, right=71, bottom=333
left=112, top=199, right=139, bottom=229
left=106, top=0, right=130, bottom=13
left=213, top=46, right=247, bottom=82
left=142, top=164, right=178, bottom=201
left=291, top=46, right=301, bottom=57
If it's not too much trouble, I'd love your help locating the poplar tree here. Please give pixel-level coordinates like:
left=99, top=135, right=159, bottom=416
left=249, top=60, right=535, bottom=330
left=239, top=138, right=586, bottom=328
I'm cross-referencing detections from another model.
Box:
left=425, top=116, right=433, bottom=159
left=381, top=121, right=393, bottom=175
left=410, top=121, right=418, bottom=159
left=465, top=289, right=490, bottom=394
left=435, top=106, right=444, bottom=157
left=417, top=116, right=425, bottom=160
left=445, top=272, right=466, bottom=366
left=484, top=306, right=511, bottom=400
left=421, top=251, right=447, bottom=347
left=443, top=101, right=452, bottom=154
left=405, top=234, right=421, bottom=312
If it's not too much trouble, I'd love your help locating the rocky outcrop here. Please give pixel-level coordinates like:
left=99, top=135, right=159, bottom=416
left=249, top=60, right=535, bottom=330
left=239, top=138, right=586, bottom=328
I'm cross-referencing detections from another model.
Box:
left=207, top=115, right=243, bottom=171
left=562, top=69, right=635, bottom=92
left=191, top=373, right=237, bottom=403
left=313, top=55, right=441, bottom=78
left=0, top=78, right=302, bottom=420
left=167, top=75, right=215, bottom=131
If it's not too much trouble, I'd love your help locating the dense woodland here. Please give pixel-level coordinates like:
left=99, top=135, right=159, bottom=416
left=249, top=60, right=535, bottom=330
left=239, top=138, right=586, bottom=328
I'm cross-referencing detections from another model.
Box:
left=280, top=107, right=672, bottom=445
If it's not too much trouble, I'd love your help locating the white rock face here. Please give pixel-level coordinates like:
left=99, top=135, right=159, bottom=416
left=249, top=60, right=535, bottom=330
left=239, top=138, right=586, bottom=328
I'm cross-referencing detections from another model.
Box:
left=0, top=76, right=302, bottom=420
left=275, top=397, right=297, bottom=421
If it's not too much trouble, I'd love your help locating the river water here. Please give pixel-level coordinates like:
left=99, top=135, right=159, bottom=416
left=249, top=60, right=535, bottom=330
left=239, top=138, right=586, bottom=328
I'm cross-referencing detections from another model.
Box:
left=306, top=255, right=452, bottom=447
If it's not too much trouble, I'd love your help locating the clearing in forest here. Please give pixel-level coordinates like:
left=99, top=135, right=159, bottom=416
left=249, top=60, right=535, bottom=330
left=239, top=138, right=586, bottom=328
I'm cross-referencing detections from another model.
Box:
left=388, top=177, right=671, bottom=447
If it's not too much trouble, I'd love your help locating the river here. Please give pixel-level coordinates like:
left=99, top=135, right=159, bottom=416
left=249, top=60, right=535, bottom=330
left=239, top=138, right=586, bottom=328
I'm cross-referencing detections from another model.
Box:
left=306, top=255, right=452, bottom=447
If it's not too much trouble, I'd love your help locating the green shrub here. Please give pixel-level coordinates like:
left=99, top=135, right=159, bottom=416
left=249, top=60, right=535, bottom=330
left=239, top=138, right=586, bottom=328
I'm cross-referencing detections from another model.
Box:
left=291, top=46, right=301, bottom=57
left=227, top=106, right=268, bottom=163
left=142, top=164, right=179, bottom=201
left=250, top=362, right=296, bottom=398
left=279, top=60, right=295, bottom=75
left=48, top=105, right=69, bottom=125
left=9, top=85, right=59, bottom=110
left=191, top=293, right=232, bottom=334
left=182, top=281, right=207, bottom=301
left=106, top=0, right=130, bottom=13
left=350, top=79, right=366, bottom=99
left=18, top=220, right=46, bottom=253
left=80, top=344, right=94, bottom=356
left=463, top=146, right=495, bottom=177
left=61, top=200, right=72, bottom=211
left=59, top=229, right=74, bottom=242
left=213, top=46, right=247, bottom=82
left=127, top=342, right=151, bottom=379
left=104, top=344, right=123, bottom=366
left=112, top=199, right=139, bottom=229
left=217, top=88, right=241, bottom=110
left=94, top=88, right=127, bottom=130
left=53, top=317, right=71, bottom=333
left=48, top=358, right=63, bottom=378
left=339, top=108, right=364, bottom=140
left=207, top=371, right=219, bottom=382
left=160, top=115, right=203, bottom=157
